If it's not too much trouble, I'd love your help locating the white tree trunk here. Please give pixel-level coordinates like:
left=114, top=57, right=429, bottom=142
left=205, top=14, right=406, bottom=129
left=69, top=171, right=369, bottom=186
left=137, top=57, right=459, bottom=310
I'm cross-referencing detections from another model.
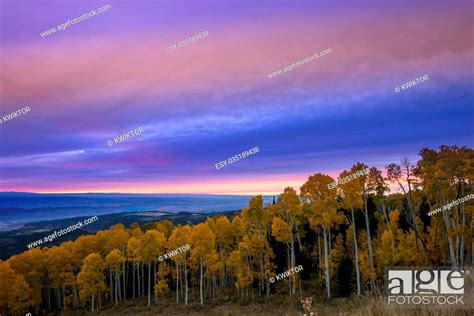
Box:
left=115, top=274, right=118, bottom=306
left=290, top=223, right=296, bottom=296
left=351, top=209, right=361, bottom=295
left=185, top=259, right=188, bottom=305
left=147, top=263, right=151, bottom=307
left=176, top=262, right=179, bottom=303
left=200, top=257, right=204, bottom=305
left=323, top=229, right=330, bottom=301
left=132, top=262, right=136, bottom=299
left=363, top=194, right=375, bottom=287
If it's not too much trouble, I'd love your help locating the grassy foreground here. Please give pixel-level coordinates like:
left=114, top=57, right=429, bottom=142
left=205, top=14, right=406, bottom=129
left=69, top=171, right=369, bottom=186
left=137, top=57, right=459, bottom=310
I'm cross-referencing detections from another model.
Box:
left=51, top=295, right=473, bottom=316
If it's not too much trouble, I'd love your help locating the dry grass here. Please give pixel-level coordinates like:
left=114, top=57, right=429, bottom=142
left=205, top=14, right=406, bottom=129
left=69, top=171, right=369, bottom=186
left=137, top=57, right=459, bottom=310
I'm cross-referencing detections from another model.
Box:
left=53, top=295, right=473, bottom=316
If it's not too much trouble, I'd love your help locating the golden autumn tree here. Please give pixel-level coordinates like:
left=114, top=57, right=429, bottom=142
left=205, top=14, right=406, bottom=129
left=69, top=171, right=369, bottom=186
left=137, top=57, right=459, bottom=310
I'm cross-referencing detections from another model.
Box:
left=45, top=245, right=75, bottom=310
left=270, top=187, right=302, bottom=296
left=138, top=230, right=166, bottom=307
left=386, top=161, right=427, bottom=256
left=127, top=236, right=141, bottom=299
left=77, top=253, right=106, bottom=312
left=227, top=248, right=253, bottom=298
left=300, top=173, right=345, bottom=301
left=338, top=168, right=363, bottom=296
left=155, top=220, right=174, bottom=239
left=230, top=215, right=245, bottom=244
left=213, top=216, right=233, bottom=290
left=168, top=224, right=192, bottom=305
left=105, top=225, right=130, bottom=299
left=415, top=146, right=474, bottom=268
left=128, top=227, right=143, bottom=299
left=105, top=249, right=125, bottom=306
left=241, top=196, right=274, bottom=295
left=0, top=260, right=16, bottom=315
left=9, top=274, right=34, bottom=315
left=190, top=222, right=217, bottom=305
left=62, top=241, right=82, bottom=308
left=8, top=248, right=46, bottom=312
left=351, top=162, right=376, bottom=288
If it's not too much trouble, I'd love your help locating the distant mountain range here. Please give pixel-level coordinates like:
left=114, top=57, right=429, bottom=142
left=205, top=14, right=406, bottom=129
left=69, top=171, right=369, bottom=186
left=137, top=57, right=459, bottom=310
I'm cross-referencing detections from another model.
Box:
left=0, top=208, right=237, bottom=260
left=0, top=192, right=274, bottom=231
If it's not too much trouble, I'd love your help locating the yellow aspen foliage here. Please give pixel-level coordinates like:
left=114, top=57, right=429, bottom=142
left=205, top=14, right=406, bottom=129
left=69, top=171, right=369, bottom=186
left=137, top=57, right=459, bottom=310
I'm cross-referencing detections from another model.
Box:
left=190, top=223, right=216, bottom=267
left=154, top=279, right=169, bottom=297
left=328, top=235, right=344, bottom=279
left=425, top=222, right=449, bottom=264
left=154, top=262, right=170, bottom=301
left=301, top=173, right=346, bottom=300
left=8, top=274, right=34, bottom=315
left=108, top=226, right=130, bottom=253
left=271, top=187, right=302, bottom=285
left=389, top=209, right=401, bottom=238
left=190, top=222, right=217, bottom=305
left=155, top=220, right=174, bottom=238
left=396, top=230, right=424, bottom=266
left=7, top=248, right=46, bottom=310
left=138, top=230, right=166, bottom=306
left=130, top=227, right=143, bottom=239
left=127, top=237, right=141, bottom=263
left=227, top=249, right=253, bottom=292
left=374, top=230, right=398, bottom=275
left=0, top=260, right=16, bottom=313
left=271, top=217, right=291, bottom=243
left=45, top=244, right=76, bottom=309
left=214, top=216, right=233, bottom=250
left=230, top=216, right=245, bottom=243
left=168, top=225, right=191, bottom=263
left=77, top=253, right=106, bottom=312
left=105, top=249, right=124, bottom=275
left=138, top=230, right=165, bottom=265
left=357, top=231, right=376, bottom=283
left=167, top=224, right=192, bottom=303
left=73, top=235, right=99, bottom=264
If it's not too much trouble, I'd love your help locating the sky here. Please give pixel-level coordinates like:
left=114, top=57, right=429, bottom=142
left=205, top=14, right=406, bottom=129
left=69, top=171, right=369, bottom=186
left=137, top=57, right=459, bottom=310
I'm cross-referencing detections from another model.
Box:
left=0, top=0, right=473, bottom=195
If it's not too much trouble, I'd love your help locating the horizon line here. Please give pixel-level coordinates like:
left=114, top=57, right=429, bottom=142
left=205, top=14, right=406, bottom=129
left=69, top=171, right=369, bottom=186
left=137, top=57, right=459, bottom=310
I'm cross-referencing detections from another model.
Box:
left=0, top=190, right=280, bottom=196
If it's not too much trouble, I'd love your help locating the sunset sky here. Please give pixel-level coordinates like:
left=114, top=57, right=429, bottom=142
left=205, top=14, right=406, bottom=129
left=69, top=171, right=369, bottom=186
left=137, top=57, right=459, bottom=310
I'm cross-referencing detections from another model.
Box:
left=0, top=0, right=472, bottom=195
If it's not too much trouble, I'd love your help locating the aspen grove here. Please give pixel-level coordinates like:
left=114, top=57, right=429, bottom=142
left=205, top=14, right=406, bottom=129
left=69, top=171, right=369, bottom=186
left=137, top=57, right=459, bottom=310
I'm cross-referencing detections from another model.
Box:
left=0, top=145, right=472, bottom=315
